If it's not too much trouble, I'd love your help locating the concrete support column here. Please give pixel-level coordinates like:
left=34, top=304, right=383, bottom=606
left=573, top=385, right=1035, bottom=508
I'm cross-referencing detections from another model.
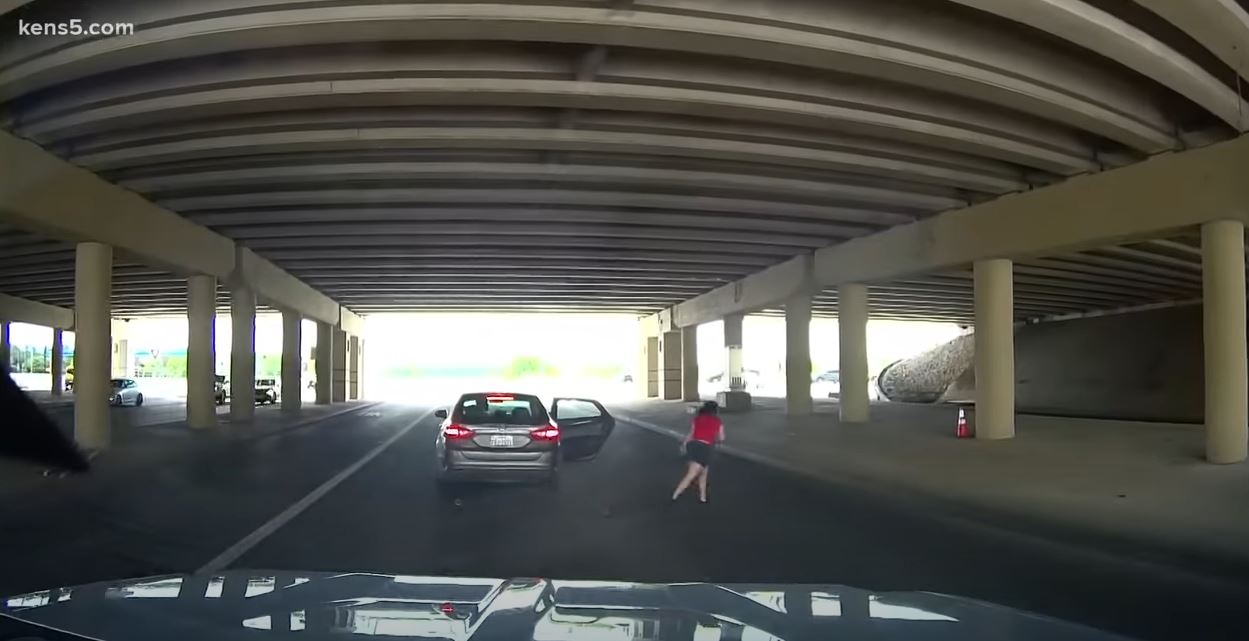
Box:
left=635, top=323, right=653, bottom=399
left=229, top=287, right=256, bottom=423
left=356, top=338, right=365, bottom=400
left=281, top=310, right=302, bottom=412
left=724, top=313, right=745, bottom=391
left=645, top=335, right=660, bottom=398
left=186, top=275, right=217, bottom=429
left=1202, top=220, right=1248, bottom=464
left=973, top=258, right=1016, bottom=439
left=838, top=283, right=870, bottom=423
left=50, top=328, right=64, bottom=396
left=660, top=330, right=682, bottom=400
left=680, top=325, right=699, bottom=402
left=74, top=242, right=112, bottom=450
left=314, top=322, right=332, bottom=405
left=331, top=328, right=347, bottom=403
left=0, top=322, right=9, bottom=373
left=348, top=334, right=361, bottom=400
left=785, top=295, right=813, bottom=416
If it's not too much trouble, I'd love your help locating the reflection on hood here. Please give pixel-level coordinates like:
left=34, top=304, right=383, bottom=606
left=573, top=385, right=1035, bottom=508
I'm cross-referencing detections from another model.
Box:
left=1, top=571, right=1135, bottom=641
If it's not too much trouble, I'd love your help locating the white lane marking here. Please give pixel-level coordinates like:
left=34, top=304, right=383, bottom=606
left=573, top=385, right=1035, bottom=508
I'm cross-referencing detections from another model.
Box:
left=197, top=407, right=434, bottom=574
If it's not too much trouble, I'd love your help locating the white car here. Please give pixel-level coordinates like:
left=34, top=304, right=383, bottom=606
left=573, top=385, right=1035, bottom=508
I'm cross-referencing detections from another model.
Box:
left=109, top=378, right=145, bottom=407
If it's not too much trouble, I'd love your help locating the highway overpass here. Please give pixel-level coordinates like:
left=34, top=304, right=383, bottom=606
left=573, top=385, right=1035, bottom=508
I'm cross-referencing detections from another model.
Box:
left=1, top=0, right=1247, bottom=462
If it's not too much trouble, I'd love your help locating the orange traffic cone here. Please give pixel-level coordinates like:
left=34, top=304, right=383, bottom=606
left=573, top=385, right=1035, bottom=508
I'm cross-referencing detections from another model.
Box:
left=955, top=408, right=971, bottom=439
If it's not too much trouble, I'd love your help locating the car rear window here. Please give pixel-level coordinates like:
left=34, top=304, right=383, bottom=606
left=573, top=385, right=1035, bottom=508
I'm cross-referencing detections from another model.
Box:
left=454, top=393, right=548, bottom=426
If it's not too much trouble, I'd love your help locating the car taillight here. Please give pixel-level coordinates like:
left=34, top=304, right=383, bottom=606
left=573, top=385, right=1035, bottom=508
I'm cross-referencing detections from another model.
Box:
left=530, top=422, right=560, bottom=442
left=443, top=423, right=475, bottom=440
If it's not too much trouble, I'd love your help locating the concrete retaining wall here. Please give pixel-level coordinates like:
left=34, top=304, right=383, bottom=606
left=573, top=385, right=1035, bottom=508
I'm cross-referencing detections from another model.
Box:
left=880, top=305, right=1205, bottom=423
left=1014, top=305, right=1203, bottom=423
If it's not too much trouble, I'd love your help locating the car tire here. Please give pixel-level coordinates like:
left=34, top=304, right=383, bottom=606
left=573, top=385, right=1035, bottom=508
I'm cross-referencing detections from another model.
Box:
left=543, top=468, right=560, bottom=490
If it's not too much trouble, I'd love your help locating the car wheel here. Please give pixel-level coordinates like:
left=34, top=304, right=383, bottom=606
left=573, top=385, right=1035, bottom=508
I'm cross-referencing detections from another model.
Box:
left=134, top=394, right=144, bottom=407
left=543, top=468, right=560, bottom=490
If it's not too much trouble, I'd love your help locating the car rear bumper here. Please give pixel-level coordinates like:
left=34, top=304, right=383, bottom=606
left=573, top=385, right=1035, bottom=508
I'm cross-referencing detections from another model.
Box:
left=442, top=448, right=557, bottom=479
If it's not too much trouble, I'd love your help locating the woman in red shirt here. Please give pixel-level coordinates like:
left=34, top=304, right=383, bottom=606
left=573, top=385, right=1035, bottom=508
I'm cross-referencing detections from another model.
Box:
left=671, top=400, right=725, bottom=503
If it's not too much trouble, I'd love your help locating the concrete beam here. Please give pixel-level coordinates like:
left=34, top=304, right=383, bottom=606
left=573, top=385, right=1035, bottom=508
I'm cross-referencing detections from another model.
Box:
left=0, top=292, right=73, bottom=329
left=946, top=0, right=1248, bottom=130
left=1130, top=0, right=1249, bottom=84
left=0, top=0, right=34, bottom=15
left=118, top=162, right=966, bottom=211
left=24, top=77, right=1095, bottom=173
left=812, top=134, right=1249, bottom=286
left=662, top=134, right=1249, bottom=325
left=0, top=130, right=235, bottom=278
left=232, top=248, right=338, bottom=325
left=668, top=256, right=812, bottom=328
left=339, top=307, right=364, bottom=336
left=0, top=2, right=1175, bottom=150
left=74, top=128, right=1027, bottom=193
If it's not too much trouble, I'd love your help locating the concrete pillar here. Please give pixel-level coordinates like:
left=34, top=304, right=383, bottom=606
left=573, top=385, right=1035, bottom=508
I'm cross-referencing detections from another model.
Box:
left=229, top=287, right=256, bottom=423
left=109, top=319, right=131, bottom=379
left=646, top=335, right=660, bottom=398
left=315, top=322, right=332, bottom=405
left=724, top=313, right=745, bottom=391
left=186, top=275, right=217, bottom=429
left=356, top=338, right=365, bottom=400
left=281, top=310, right=302, bottom=412
left=348, top=334, right=361, bottom=400
left=680, top=325, right=699, bottom=401
left=974, top=258, right=1015, bottom=439
left=74, top=242, right=112, bottom=450
left=635, top=323, right=652, bottom=399
left=0, top=322, right=9, bottom=373
left=785, top=295, right=813, bottom=416
left=50, top=328, right=64, bottom=396
left=331, top=328, right=347, bottom=403
left=660, top=330, right=682, bottom=400
left=1202, top=220, right=1248, bottom=464
left=838, top=283, right=870, bottom=423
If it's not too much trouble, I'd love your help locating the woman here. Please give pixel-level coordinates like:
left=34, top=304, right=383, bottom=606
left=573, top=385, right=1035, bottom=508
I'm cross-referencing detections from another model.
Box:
left=671, top=400, right=725, bottom=503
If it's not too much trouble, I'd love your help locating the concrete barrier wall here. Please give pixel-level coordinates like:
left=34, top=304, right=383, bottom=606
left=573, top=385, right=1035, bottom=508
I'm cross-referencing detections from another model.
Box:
left=1014, top=305, right=1203, bottom=423
left=880, top=305, right=1205, bottom=423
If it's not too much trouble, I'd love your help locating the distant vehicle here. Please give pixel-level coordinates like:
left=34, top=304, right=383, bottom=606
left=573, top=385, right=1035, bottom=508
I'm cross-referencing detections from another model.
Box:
left=707, top=369, right=762, bottom=390
left=620, top=373, right=633, bottom=383
left=214, top=375, right=227, bottom=405
left=433, top=392, right=614, bottom=487
left=812, top=370, right=841, bottom=398
left=812, top=370, right=883, bottom=401
left=254, top=378, right=279, bottom=404
left=108, top=378, right=144, bottom=407
left=64, top=367, right=74, bottom=391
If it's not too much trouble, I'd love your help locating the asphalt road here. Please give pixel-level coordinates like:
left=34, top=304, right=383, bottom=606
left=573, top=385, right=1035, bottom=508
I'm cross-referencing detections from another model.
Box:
left=233, top=404, right=1247, bottom=641
left=4, top=402, right=1247, bottom=641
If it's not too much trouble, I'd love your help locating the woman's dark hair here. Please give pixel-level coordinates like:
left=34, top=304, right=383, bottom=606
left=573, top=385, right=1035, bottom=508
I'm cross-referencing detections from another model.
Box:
left=698, top=400, right=719, bottom=416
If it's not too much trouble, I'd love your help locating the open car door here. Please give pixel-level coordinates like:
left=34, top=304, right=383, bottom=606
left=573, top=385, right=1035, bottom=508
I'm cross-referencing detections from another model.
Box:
left=550, top=398, right=615, bottom=461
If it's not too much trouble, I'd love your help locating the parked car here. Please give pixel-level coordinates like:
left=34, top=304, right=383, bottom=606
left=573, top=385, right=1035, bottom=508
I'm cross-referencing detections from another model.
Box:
left=707, top=369, right=762, bottom=390
left=433, top=392, right=613, bottom=486
left=812, top=370, right=841, bottom=398
left=214, top=375, right=227, bottom=405
left=108, top=378, right=144, bottom=407
left=254, top=378, right=279, bottom=404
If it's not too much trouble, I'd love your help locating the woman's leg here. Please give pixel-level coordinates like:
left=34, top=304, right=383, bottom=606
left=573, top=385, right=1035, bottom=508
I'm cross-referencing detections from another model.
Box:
left=696, top=467, right=709, bottom=502
left=672, top=462, right=703, bottom=500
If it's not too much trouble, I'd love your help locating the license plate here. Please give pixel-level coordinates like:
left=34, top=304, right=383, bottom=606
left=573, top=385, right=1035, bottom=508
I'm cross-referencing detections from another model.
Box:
left=489, top=435, right=514, bottom=448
